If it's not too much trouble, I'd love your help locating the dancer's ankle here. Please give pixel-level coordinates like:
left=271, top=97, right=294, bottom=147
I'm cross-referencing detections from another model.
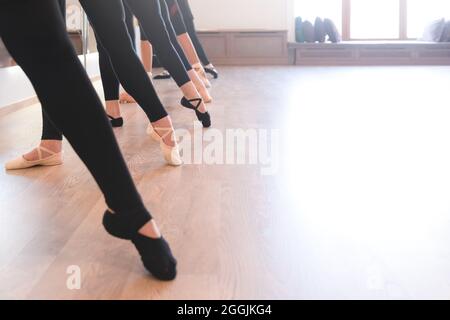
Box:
left=105, top=100, right=121, bottom=118
left=138, top=220, right=162, bottom=239
left=119, top=92, right=136, bottom=104
left=151, top=116, right=176, bottom=147
left=22, top=140, right=61, bottom=161
left=180, top=82, right=208, bottom=113
left=188, top=70, right=212, bottom=102
left=193, top=62, right=203, bottom=72
left=40, top=139, right=62, bottom=153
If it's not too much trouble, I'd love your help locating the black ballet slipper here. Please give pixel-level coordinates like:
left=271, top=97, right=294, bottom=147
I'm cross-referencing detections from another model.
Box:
left=108, top=115, right=124, bottom=128
left=102, top=210, right=177, bottom=281
left=181, top=97, right=211, bottom=128
left=204, top=67, right=219, bottom=79
left=132, top=233, right=177, bottom=281
left=153, top=70, right=172, bottom=80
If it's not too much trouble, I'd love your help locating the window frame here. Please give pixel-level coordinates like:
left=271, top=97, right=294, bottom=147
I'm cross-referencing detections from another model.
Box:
left=297, top=0, right=419, bottom=41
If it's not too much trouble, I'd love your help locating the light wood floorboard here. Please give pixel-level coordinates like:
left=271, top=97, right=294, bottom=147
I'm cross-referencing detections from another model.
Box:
left=1, top=66, right=450, bottom=299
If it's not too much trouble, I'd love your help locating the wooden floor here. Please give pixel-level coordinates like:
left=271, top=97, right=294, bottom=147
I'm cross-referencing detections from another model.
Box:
left=1, top=66, right=450, bottom=299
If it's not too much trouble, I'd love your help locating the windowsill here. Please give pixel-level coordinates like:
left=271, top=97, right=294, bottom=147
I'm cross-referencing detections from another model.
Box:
left=342, top=40, right=440, bottom=44
left=289, top=39, right=450, bottom=66
left=289, top=40, right=450, bottom=48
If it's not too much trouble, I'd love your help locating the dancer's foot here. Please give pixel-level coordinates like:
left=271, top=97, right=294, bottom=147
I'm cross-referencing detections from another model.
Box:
left=108, top=115, right=124, bottom=128
left=154, top=70, right=171, bottom=80
left=106, top=100, right=124, bottom=128
left=179, top=82, right=211, bottom=127
left=119, top=91, right=136, bottom=104
left=204, top=64, right=219, bottom=79
left=103, top=210, right=177, bottom=281
left=147, top=117, right=182, bottom=166
left=193, top=63, right=211, bottom=88
left=187, top=69, right=213, bottom=103
left=5, top=140, right=63, bottom=170
left=181, top=97, right=211, bottom=128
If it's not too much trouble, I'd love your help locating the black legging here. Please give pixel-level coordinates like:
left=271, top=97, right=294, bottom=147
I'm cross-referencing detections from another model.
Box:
left=82, top=0, right=169, bottom=120
left=140, top=0, right=211, bottom=72
left=42, top=0, right=172, bottom=141
left=177, top=0, right=210, bottom=66
left=127, top=0, right=192, bottom=84
left=158, top=0, right=192, bottom=70
left=164, top=0, right=187, bottom=37
left=57, top=0, right=66, bottom=19
left=133, top=0, right=190, bottom=71
left=0, top=0, right=151, bottom=226
left=42, top=0, right=66, bottom=141
left=124, top=5, right=137, bottom=49
left=91, top=0, right=193, bottom=106
left=154, top=0, right=211, bottom=67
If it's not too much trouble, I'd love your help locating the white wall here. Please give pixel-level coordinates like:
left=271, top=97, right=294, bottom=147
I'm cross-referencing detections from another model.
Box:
left=189, top=0, right=295, bottom=40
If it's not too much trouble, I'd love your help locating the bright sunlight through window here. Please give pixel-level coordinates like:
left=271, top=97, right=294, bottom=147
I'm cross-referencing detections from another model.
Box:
left=408, top=0, right=450, bottom=38
left=350, top=0, right=400, bottom=39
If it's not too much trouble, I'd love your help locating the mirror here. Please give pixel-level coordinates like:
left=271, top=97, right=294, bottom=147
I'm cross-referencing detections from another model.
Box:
left=67, top=0, right=98, bottom=58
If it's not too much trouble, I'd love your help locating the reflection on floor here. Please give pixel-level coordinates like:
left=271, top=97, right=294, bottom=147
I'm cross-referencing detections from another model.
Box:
left=1, top=66, right=450, bottom=299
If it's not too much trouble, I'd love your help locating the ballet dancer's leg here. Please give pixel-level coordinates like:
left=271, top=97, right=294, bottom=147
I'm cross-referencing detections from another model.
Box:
left=139, top=25, right=154, bottom=74
left=119, top=4, right=138, bottom=104
left=0, top=0, right=176, bottom=280
left=80, top=0, right=182, bottom=163
left=164, top=0, right=210, bottom=87
left=157, top=0, right=212, bottom=95
left=7, top=0, right=181, bottom=169
left=125, top=0, right=211, bottom=127
left=5, top=0, right=66, bottom=169
left=178, top=0, right=218, bottom=78
left=125, top=0, right=211, bottom=107
left=97, top=41, right=126, bottom=122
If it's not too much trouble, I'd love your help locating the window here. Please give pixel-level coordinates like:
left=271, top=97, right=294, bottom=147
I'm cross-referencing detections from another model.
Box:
left=295, top=0, right=342, bottom=35
left=350, top=0, right=400, bottom=39
left=294, top=0, right=450, bottom=40
left=408, top=0, right=450, bottom=38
